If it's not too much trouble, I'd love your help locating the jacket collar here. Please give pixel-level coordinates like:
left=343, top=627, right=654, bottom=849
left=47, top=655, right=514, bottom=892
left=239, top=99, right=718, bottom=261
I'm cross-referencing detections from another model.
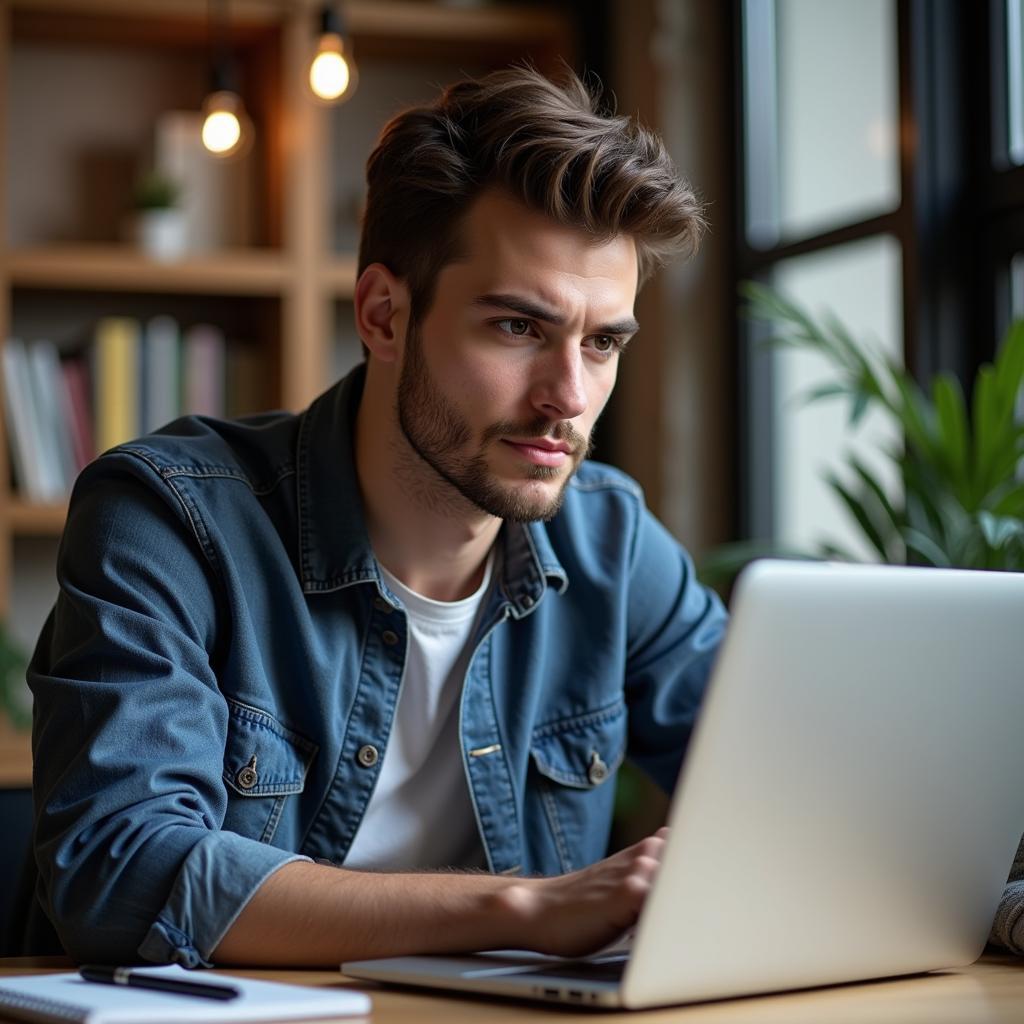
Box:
left=295, top=365, right=568, bottom=611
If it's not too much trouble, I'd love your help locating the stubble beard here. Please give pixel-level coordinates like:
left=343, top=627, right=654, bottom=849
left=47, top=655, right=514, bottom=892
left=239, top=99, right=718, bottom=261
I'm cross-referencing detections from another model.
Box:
left=395, top=322, right=592, bottom=523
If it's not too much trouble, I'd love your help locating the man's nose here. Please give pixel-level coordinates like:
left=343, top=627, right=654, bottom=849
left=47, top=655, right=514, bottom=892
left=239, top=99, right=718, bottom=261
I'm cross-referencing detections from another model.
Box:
left=531, top=345, right=588, bottom=422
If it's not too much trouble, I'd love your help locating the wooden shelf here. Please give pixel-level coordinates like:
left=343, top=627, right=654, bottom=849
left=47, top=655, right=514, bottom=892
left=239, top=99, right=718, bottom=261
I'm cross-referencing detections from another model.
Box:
left=7, top=501, right=68, bottom=538
left=6, top=245, right=291, bottom=297
left=348, top=1, right=570, bottom=44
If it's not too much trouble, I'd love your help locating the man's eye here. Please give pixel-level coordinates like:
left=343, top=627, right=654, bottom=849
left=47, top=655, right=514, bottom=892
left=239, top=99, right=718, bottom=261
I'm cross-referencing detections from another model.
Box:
left=591, top=335, right=619, bottom=354
left=497, top=318, right=533, bottom=336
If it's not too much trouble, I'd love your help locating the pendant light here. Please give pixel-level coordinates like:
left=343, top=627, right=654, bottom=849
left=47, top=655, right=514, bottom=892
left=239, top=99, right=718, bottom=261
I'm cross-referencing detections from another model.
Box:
left=201, top=0, right=254, bottom=159
left=309, top=3, right=359, bottom=105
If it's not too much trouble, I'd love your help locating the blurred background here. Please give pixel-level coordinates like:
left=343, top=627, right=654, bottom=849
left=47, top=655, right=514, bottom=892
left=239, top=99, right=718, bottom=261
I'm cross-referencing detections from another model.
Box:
left=0, top=0, right=1021, bottom=792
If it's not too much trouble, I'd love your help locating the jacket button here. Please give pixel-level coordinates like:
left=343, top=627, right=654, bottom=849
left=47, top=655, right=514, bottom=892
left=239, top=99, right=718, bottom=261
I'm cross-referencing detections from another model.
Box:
left=357, top=744, right=379, bottom=768
left=236, top=755, right=259, bottom=790
left=382, top=629, right=399, bottom=646
left=374, top=596, right=393, bottom=613
left=588, top=751, right=609, bottom=785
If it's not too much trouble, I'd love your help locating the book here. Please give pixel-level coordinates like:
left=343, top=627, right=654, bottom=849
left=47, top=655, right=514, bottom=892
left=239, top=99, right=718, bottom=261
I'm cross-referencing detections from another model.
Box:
left=2, top=338, right=46, bottom=500
left=142, top=314, right=182, bottom=433
left=27, top=339, right=77, bottom=498
left=0, top=965, right=370, bottom=1024
left=61, top=356, right=96, bottom=473
left=92, top=317, right=141, bottom=454
left=183, top=323, right=226, bottom=418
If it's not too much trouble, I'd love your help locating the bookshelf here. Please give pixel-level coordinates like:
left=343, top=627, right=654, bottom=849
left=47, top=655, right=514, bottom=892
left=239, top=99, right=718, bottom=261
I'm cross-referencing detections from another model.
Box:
left=0, top=0, right=576, bottom=781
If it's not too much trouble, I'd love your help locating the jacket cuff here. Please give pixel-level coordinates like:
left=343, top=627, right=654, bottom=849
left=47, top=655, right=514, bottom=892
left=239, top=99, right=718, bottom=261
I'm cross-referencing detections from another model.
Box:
left=990, top=880, right=1024, bottom=955
left=138, top=831, right=310, bottom=966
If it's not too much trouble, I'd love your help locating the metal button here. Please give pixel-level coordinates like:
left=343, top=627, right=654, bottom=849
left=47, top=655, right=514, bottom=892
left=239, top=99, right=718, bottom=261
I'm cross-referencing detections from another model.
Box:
left=521, top=595, right=534, bottom=609
left=357, top=744, right=379, bottom=768
left=374, top=596, right=393, bottom=613
left=381, top=629, right=399, bottom=646
left=587, top=751, right=609, bottom=786
left=236, top=755, right=259, bottom=790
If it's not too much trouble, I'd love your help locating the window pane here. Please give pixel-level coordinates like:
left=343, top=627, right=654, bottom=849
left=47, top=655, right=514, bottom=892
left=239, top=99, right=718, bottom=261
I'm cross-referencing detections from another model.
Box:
left=1009, top=0, right=1024, bottom=165
left=769, top=235, right=903, bottom=559
left=743, top=0, right=901, bottom=245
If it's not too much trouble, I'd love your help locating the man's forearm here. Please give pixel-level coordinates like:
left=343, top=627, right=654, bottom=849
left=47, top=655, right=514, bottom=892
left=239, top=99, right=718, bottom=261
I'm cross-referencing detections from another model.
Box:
left=212, top=831, right=667, bottom=966
left=212, top=860, right=528, bottom=966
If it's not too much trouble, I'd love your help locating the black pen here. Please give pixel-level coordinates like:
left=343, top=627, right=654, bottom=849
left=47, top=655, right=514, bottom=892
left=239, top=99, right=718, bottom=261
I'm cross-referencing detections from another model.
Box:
left=79, top=965, right=241, bottom=1001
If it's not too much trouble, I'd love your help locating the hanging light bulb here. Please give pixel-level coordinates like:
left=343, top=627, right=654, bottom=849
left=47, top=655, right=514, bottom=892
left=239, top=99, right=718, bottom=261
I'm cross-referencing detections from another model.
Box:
left=309, top=3, right=358, bottom=104
left=201, top=87, right=252, bottom=158
left=201, top=0, right=254, bottom=159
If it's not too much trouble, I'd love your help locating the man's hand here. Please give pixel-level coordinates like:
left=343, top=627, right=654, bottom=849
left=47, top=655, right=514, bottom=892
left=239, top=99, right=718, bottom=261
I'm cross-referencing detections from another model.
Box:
left=498, top=828, right=668, bottom=958
left=214, top=829, right=668, bottom=966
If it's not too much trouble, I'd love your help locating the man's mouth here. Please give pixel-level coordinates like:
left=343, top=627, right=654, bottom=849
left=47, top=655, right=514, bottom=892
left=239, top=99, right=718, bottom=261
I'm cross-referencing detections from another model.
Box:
left=500, top=437, right=576, bottom=467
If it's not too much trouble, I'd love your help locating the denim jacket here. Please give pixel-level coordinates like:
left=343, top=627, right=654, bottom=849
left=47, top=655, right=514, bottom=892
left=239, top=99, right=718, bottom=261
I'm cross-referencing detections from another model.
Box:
left=27, top=365, right=727, bottom=966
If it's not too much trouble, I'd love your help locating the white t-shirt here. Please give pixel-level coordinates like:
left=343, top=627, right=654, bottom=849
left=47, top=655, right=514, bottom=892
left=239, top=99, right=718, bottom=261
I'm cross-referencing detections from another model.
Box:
left=342, top=555, right=494, bottom=870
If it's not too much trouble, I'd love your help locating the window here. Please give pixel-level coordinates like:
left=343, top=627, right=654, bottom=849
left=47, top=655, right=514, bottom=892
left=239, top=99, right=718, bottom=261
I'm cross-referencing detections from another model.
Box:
left=734, top=0, right=1024, bottom=552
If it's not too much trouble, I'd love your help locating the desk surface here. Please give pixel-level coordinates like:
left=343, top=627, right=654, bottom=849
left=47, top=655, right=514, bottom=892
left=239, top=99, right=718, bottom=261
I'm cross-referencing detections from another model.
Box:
left=1, top=955, right=1023, bottom=1023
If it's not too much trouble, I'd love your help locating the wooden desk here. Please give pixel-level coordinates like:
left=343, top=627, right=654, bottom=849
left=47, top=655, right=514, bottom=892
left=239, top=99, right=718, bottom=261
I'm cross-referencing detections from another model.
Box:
left=2, top=955, right=1023, bottom=1023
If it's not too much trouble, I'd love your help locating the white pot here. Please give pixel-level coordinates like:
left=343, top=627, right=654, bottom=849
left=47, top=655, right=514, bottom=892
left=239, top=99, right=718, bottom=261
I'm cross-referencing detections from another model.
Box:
left=135, top=208, right=188, bottom=262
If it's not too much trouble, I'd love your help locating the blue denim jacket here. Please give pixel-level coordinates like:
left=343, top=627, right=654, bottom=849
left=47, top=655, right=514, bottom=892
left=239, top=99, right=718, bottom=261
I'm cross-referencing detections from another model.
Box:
left=27, top=365, right=727, bottom=966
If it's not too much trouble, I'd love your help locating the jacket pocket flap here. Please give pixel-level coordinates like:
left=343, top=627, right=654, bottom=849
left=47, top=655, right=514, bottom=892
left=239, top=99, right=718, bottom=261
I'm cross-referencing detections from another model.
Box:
left=530, top=702, right=626, bottom=789
left=223, top=699, right=317, bottom=797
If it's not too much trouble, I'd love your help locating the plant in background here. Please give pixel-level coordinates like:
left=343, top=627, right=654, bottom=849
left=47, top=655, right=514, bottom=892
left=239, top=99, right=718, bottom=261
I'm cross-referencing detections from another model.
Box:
left=130, top=170, right=187, bottom=262
left=132, top=170, right=180, bottom=211
left=703, top=283, right=1024, bottom=583
left=0, top=622, right=29, bottom=731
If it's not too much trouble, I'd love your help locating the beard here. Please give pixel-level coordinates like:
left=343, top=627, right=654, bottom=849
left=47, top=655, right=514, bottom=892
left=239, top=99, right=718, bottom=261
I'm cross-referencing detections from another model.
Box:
left=395, top=322, right=592, bottom=522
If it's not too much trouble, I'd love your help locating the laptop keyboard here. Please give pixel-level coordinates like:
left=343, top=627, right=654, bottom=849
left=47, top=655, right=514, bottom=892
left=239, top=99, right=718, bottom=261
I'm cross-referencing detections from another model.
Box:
left=527, top=956, right=628, bottom=983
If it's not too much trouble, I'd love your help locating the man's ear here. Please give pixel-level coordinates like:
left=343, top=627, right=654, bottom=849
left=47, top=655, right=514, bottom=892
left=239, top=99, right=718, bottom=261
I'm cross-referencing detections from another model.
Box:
left=354, top=263, right=410, bottom=363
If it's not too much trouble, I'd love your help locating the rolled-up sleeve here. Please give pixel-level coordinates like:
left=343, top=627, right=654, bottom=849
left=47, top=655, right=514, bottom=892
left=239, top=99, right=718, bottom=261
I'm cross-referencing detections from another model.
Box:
left=990, top=835, right=1024, bottom=955
left=30, top=453, right=306, bottom=965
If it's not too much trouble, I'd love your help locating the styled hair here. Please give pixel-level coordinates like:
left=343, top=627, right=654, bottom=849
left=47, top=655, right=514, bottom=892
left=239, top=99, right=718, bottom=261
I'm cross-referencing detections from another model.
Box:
left=358, top=65, right=705, bottom=320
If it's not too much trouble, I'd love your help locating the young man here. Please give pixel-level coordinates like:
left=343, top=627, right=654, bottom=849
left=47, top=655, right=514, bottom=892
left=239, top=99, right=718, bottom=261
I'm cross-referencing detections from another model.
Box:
left=25, top=67, right=727, bottom=966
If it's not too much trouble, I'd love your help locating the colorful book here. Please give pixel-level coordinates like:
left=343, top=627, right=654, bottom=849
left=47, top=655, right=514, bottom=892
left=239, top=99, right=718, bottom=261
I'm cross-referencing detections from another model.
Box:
left=93, top=317, right=141, bottom=453
left=61, top=356, right=96, bottom=473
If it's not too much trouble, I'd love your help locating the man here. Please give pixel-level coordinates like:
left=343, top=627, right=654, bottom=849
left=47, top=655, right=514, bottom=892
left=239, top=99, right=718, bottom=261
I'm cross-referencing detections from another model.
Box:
left=25, top=67, right=727, bottom=966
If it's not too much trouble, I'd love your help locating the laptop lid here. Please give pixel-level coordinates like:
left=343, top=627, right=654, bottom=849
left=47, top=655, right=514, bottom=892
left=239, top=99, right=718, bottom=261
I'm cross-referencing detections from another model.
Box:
left=344, top=561, right=1024, bottom=1009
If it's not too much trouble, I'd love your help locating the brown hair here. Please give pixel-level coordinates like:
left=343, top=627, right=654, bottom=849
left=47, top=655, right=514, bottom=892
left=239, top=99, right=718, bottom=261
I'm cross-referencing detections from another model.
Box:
left=358, top=65, right=705, bottom=320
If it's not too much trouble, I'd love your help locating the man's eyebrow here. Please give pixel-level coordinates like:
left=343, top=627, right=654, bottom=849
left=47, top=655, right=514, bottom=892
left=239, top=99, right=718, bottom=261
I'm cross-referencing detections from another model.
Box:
left=472, top=293, right=640, bottom=335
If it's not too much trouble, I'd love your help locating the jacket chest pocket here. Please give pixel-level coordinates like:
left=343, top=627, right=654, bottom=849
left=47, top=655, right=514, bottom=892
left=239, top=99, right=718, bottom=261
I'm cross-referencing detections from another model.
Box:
left=222, top=699, right=317, bottom=845
left=529, top=701, right=626, bottom=873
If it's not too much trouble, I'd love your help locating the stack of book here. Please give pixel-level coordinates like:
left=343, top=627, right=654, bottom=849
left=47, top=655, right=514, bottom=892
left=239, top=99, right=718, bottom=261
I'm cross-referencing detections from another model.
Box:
left=2, top=316, right=242, bottom=503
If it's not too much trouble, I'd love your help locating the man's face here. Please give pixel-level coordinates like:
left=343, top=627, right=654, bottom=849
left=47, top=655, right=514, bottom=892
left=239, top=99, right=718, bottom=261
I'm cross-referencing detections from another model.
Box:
left=394, top=191, right=639, bottom=523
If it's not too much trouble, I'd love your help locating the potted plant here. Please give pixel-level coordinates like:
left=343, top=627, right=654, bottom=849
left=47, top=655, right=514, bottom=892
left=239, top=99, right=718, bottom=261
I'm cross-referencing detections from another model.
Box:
left=701, top=283, right=1024, bottom=586
left=131, top=171, right=187, bottom=262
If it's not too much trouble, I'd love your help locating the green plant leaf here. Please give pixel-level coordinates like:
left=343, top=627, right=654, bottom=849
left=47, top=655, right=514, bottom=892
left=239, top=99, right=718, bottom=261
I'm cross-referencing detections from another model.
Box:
left=900, top=527, right=953, bottom=568
left=827, top=473, right=891, bottom=560
left=848, top=456, right=904, bottom=541
left=797, top=382, right=850, bottom=405
left=978, top=511, right=1024, bottom=550
left=993, top=319, right=1024, bottom=413
left=930, top=373, right=969, bottom=499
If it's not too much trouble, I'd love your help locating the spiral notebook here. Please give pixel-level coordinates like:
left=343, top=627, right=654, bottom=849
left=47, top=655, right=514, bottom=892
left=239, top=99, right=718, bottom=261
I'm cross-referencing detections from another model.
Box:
left=0, top=965, right=370, bottom=1023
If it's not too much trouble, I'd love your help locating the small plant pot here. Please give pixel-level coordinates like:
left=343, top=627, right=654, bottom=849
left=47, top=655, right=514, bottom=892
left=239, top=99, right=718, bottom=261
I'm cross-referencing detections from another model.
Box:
left=134, top=208, right=188, bottom=262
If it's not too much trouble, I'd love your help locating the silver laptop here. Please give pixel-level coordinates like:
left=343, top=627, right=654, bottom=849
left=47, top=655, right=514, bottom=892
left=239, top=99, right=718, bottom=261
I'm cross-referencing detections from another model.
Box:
left=342, top=560, right=1024, bottom=1009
